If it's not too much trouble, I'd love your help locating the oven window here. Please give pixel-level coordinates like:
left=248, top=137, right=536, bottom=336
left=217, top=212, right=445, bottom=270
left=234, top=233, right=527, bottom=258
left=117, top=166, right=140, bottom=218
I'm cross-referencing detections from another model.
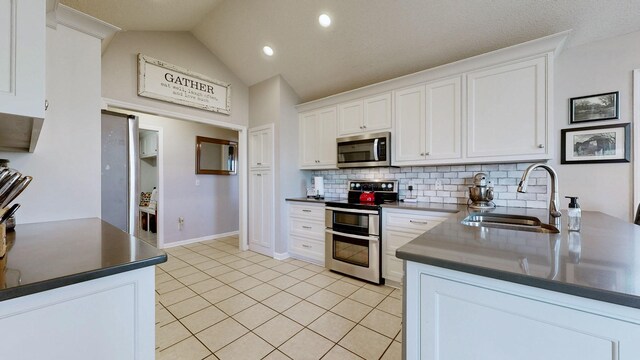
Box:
left=333, top=212, right=369, bottom=236
left=338, top=139, right=374, bottom=163
left=333, top=234, right=370, bottom=267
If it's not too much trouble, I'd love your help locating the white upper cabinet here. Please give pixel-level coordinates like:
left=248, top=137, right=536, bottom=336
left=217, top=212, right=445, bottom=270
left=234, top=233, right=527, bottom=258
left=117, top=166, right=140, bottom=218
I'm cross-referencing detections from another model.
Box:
left=394, top=85, right=425, bottom=163
left=338, top=100, right=363, bottom=135
left=337, top=93, right=391, bottom=136
left=425, top=76, right=462, bottom=160
left=297, top=32, right=565, bottom=166
left=466, top=56, right=548, bottom=160
left=0, top=0, right=45, bottom=119
left=394, top=76, right=462, bottom=165
left=299, top=106, right=337, bottom=169
left=249, top=124, right=274, bottom=170
left=0, top=0, right=46, bottom=153
left=140, top=132, right=158, bottom=158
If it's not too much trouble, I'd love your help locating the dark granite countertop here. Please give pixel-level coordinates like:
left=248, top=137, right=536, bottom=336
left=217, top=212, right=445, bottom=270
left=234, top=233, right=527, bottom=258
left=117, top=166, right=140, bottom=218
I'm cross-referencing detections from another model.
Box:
left=396, top=207, right=640, bottom=309
left=0, top=218, right=167, bottom=301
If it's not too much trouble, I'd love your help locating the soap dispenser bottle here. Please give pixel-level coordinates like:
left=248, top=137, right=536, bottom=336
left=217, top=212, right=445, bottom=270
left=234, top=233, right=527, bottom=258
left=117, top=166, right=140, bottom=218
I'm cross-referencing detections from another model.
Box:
left=565, top=196, right=581, bottom=231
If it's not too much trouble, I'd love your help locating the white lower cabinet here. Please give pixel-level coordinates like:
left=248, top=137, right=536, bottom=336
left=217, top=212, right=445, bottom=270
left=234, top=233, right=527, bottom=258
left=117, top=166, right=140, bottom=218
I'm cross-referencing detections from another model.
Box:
left=287, top=202, right=325, bottom=264
left=0, top=267, right=155, bottom=360
left=382, top=208, right=450, bottom=283
left=404, top=261, right=640, bottom=360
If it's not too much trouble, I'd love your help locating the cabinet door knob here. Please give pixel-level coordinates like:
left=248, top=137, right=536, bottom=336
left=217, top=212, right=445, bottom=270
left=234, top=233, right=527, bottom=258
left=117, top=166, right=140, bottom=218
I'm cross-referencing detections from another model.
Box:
left=425, top=152, right=430, bottom=156
left=363, top=125, right=367, bottom=129
left=538, top=144, right=545, bottom=148
left=420, top=153, right=424, bottom=156
left=45, top=100, right=49, bottom=111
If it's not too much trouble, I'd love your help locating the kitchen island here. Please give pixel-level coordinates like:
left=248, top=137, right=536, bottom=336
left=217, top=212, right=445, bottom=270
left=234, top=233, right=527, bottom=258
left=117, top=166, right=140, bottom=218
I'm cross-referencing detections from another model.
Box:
left=397, top=208, right=640, bottom=359
left=0, top=218, right=166, bottom=360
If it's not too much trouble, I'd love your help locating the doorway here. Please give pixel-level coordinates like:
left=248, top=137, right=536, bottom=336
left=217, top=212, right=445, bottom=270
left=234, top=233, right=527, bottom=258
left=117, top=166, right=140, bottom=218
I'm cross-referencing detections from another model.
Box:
left=138, top=128, right=160, bottom=247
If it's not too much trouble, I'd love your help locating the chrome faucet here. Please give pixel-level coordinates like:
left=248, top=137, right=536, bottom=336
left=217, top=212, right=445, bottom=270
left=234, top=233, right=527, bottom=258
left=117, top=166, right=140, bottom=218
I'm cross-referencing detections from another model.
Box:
left=517, top=163, right=561, bottom=228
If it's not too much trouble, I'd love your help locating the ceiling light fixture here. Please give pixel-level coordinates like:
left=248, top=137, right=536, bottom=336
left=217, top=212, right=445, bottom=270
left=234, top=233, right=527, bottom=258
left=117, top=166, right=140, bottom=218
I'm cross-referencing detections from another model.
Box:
left=263, top=46, right=274, bottom=56
left=319, top=13, right=331, bottom=27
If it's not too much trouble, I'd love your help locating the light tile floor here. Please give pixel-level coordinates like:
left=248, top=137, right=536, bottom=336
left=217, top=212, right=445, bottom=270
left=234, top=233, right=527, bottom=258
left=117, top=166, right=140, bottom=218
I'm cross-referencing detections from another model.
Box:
left=155, top=236, right=403, bottom=360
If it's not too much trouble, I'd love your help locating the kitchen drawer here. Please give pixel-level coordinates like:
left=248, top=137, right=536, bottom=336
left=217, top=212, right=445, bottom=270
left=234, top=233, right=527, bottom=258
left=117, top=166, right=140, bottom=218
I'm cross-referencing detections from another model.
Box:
left=289, top=203, right=325, bottom=220
left=290, top=235, right=324, bottom=263
left=385, top=230, right=421, bottom=253
left=385, top=211, right=447, bottom=234
left=290, top=218, right=325, bottom=239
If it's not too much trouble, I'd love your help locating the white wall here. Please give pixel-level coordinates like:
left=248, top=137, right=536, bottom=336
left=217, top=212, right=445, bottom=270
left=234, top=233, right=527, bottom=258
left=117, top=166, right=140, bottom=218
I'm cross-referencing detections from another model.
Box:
left=553, top=30, right=640, bottom=221
left=0, top=24, right=102, bottom=224
left=101, top=31, right=249, bottom=128
left=134, top=112, right=239, bottom=245
left=140, top=157, right=157, bottom=193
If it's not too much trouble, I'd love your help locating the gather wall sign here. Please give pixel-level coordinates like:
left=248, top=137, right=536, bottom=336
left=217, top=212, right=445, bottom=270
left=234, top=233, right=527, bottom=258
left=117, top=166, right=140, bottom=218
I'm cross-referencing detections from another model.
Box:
left=137, top=54, right=231, bottom=115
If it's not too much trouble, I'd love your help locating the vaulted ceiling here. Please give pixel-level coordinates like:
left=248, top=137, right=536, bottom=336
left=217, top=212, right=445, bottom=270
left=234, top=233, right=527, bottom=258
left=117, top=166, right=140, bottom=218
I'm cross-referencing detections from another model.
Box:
left=61, top=0, right=640, bottom=103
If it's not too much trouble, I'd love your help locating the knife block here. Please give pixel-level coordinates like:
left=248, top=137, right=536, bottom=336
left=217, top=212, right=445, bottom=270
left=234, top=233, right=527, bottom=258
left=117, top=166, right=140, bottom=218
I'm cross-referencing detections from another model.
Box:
left=0, top=223, right=5, bottom=259
left=0, top=208, right=6, bottom=258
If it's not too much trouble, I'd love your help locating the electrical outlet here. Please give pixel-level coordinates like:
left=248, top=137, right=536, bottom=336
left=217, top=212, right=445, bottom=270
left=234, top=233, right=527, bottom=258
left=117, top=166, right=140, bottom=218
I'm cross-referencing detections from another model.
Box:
left=178, top=217, right=184, bottom=230
left=195, top=178, right=200, bottom=186
left=435, top=179, right=443, bottom=191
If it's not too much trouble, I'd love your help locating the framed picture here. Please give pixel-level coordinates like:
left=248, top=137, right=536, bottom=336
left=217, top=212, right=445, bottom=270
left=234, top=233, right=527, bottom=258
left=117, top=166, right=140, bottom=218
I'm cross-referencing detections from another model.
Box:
left=561, top=123, right=630, bottom=164
left=569, top=91, right=619, bottom=123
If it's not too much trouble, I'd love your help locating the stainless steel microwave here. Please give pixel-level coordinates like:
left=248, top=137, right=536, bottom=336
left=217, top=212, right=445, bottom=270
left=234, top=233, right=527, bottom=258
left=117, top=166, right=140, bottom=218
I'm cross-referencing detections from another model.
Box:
left=337, top=132, right=390, bottom=168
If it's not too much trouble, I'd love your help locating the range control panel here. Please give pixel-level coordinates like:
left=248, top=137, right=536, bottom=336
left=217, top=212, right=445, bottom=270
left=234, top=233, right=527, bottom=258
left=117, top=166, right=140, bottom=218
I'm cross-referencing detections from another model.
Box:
left=348, top=180, right=398, bottom=193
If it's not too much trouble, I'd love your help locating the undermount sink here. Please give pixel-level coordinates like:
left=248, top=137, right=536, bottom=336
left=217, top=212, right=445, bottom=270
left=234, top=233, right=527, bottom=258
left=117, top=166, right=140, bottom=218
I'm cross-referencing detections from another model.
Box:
left=461, top=213, right=560, bottom=234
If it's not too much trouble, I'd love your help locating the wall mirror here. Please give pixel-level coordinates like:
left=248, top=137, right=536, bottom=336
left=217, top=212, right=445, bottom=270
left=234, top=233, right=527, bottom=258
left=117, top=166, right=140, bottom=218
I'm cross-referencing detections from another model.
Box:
left=196, top=136, right=237, bottom=175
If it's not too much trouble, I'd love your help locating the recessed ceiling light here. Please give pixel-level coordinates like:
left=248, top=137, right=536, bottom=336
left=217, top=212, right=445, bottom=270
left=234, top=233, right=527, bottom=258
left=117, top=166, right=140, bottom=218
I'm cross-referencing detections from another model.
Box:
left=263, top=46, right=274, bottom=56
left=319, top=13, right=331, bottom=27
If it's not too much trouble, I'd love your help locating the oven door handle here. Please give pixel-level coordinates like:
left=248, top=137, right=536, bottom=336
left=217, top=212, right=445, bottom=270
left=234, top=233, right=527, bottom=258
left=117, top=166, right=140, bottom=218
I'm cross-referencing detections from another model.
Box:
left=325, top=229, right=380, bottom=242
left=325, top=206, right=379, bottom=215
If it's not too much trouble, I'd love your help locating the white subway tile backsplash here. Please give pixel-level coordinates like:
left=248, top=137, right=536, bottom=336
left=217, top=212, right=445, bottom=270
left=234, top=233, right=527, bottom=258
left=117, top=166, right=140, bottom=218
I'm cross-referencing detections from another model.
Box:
left=499, top=164, right=517, bottom=170
left=481, top=164, right=499, bottom=171
left=312, top=162, right=549, bottom=209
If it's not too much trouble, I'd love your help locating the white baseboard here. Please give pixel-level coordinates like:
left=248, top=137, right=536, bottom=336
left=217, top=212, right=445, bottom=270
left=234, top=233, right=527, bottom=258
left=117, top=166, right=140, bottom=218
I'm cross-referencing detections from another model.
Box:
left=162, top=231, right=239, bottom=249
left=273, top=252, right=290, bottom=261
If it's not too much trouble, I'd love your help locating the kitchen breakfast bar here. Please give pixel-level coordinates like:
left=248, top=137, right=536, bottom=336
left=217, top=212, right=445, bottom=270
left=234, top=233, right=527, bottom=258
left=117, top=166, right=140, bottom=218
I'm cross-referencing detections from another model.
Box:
left=397, top=208, right=640, bottom=360
left=0, top=218, right=167, bottom=360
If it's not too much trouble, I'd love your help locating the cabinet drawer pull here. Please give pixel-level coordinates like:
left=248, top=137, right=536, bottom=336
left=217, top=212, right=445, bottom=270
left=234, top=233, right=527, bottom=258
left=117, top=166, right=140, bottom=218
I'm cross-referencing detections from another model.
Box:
left=302, top=244, right=312, bottom=249
left=257, top=162, right=262, bottom=165
left=302, top=226, right=312, bottom=229
left=409, top=220, right=428, bottom=225
left=302, top=209, right=312, bottom=212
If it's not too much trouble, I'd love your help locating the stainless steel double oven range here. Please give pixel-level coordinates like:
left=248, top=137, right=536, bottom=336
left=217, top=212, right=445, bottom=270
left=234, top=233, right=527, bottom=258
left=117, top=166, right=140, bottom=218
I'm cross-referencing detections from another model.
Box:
left=325, top=180, right=398, bottom=284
